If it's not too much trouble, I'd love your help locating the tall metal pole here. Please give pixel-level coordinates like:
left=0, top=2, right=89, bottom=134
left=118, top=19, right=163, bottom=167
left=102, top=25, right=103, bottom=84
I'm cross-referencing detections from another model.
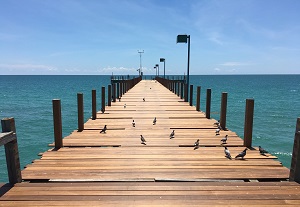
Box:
left=164, top=60, right=165, bottom=79
left=187, top=35, right=190, bottom=102
left=138, top=50, right=144, bottom=76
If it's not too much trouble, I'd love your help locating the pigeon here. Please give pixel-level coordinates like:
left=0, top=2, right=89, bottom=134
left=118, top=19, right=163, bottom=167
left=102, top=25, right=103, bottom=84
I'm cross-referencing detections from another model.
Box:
left=132, top=120, right=135, bottom=127
left=100, top=125, right=107, bottom=133
left=124, top=104, right=126, bottom=108
left=235, top=148, right=247, bottom=159
left=224, top=147, right=232, bottom=160
left=153, top=117, right=157, bottom=125
left=140, top=135, right=146, bottom=145
left=169, top=130, right=175, bottom=139
left=143, top=98, right=145, bottom=102
left=214, top=120, right=220, bottom=126
left=259, top=146, right=268, bottom=155
left=221, top=135, right=228, bottom=144
left=194, top=139, right=200, bottom=150
left=215, top=126, right=221, bottom=135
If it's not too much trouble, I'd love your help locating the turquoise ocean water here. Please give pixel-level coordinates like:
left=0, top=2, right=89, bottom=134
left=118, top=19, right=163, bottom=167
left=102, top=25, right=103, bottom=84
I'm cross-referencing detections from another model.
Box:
left=0, top=75, right=299, bottom=182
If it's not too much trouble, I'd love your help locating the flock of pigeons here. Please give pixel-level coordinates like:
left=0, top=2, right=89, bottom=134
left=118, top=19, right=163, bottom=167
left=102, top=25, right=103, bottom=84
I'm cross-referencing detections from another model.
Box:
left=99, top=117, right=268, bottom=160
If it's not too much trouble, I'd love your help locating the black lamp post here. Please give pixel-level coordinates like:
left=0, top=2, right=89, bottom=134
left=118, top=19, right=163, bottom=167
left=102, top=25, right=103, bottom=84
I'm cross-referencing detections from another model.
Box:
left=160, top=58, right=165, bottom=79
left=177, top=34, right=190, bottom=102
left=155, top=64, right=159, bottom=77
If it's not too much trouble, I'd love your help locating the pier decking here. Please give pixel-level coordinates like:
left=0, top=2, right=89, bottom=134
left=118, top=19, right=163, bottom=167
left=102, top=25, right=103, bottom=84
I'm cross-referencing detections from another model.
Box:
left=1, top=79, right=300, bottom=206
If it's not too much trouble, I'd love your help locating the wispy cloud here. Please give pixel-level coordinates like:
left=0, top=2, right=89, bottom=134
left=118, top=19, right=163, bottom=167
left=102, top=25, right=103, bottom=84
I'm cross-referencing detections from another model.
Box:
left=219, top=62, right=252, bottom=67
left=99, top=67, right=136, bottom=73
left=0, top=64, right=57, bottom=71
left=208, top=32, right=225, bottom=45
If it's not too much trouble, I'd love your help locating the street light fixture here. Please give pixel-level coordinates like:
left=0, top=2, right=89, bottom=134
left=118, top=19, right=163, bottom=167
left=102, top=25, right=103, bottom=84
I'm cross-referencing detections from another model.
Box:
left=160, top=58, right=165, bottom=79
left=138, top=50, right=144, bottom=76
left=154, top=66, right=157, bottom=76
left=176, top=34, right=190, bottom=102
left=155, top=64, right=159, bottom=77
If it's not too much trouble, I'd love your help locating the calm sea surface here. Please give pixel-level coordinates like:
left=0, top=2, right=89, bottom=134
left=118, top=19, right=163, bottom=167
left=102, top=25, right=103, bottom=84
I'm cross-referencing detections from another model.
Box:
left=0, top=75, right=299, bottom=182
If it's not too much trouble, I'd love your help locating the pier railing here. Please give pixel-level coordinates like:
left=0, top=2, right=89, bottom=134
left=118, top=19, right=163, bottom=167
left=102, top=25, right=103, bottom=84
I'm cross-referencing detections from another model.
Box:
left=0, top=118, right=22, bottom=184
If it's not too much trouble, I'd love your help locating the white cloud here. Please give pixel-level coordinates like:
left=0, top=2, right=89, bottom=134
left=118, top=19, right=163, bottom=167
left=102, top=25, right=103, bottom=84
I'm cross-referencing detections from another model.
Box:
left=0, top=64, right=57, bottom=71
left=208, top=32, right=225, bottom=45
left=99, top=67, right=136, bottom=73
left=219, top=62, right=251, bottom=67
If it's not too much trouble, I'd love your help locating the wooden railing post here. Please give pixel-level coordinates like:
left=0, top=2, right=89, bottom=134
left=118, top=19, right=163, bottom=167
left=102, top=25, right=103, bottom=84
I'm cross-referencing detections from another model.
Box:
left=177, top=82, right=180, bottom=97
left=108, top=85, right=112, bottom=106
left=180, top=82, right=184, bottom=99
left=244, top=99, right=254, bottom=147
left=77, top=93, right=84, bottom=132
left=289, top=118, right=300, bottom=182
left=196, top=86, right=201, bottom=111
left=120, top=82, right=123, bottom=97
left=92, top=89, right=96, bottom=120
left=220, top=92, right=228, bottom=130
left=1, top=117, right=22, bottom=183
left=52, top=99, right=63, bottom=149
left=206, top=89, right=211, bottom=119
left=113, top=83, right=116, bottom=102
left=184, top=84, right=188, bottom=102
left=102, top=86, right=105, bottom=113
left=117, top=82, right=120, bottom=99
left=189, top=85, right=193, bottom=106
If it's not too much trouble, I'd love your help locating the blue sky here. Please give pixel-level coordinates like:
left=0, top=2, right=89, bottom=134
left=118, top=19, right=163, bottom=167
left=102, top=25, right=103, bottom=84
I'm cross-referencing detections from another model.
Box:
left=0, top=0, right=300, bottom=75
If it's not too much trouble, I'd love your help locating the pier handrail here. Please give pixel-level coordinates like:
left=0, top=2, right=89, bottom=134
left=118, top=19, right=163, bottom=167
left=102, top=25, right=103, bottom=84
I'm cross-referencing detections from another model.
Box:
left=1, top=117, right=22, bottom=184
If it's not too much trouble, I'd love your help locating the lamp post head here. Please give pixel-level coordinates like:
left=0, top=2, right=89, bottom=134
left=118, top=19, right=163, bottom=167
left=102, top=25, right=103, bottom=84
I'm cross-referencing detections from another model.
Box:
left=160, top=58, right=165, bottom=62
left=155, top=64, right=159, bottom=67
left=177, top=34, right=189, bottom=43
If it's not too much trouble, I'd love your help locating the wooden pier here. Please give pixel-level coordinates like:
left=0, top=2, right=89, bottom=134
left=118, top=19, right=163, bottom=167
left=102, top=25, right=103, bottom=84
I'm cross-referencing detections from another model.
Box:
left=1, top=79, right=300, bottom=206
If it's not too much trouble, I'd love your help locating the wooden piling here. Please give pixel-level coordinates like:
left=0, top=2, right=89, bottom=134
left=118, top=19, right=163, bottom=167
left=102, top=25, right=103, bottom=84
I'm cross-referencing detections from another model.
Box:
left=180, top=82, right=184, bottom=99
left=196, top=86, right=201, bottom=111
left=189, top=85, right=193, bottom=106
left=244, top=99, right=254, bottom=147
left=108, top=85, right=112, bottom=106
left=52, top=99, right=63, bottom=149
left=120, top=82, right=123, bottom=97
left=1, top=117, right=22, bottom=184
left=113, top=83, right=116, bottom=102
left=289, top=118, right=300, bottom=183
left=102, top=86, right=105, bottom=113
left=117, top=83, right=120, bottom=99
left=220, top=92, right=228, bottom=130
left=206, top=89, right=211, bottom=119
left=77, top=93, right=84, bottom=132
left=184, top=84, right=188, bottom=102
left=92, top=90, right=96, bottom=120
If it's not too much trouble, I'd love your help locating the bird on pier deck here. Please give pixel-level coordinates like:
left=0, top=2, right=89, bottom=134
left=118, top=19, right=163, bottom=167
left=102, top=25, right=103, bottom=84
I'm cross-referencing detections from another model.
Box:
left=235, top=148, right=247, bottom=159
left=132, top=120, right=135, bottom=127
left=170, top=130, right=175, bottom=139
left=140, top=135, right=146, bottom=145
left=214, top=120, right=220, bottom=126
left=101, top=108, right=105, bottom=114
left=153, top=117, right=157, bottom=125
left=100, top=125, right=107, bottom=133
left=215, top=126, right=221, bottom=135
left=143, top=98, right=145, bottom=102
left=221, top=135, right=228, bottom=144
left=259, top=146, right=268, bottom=155
left=124, top=104, right=126, bottom=108
left=194, top=139, right=200, bottom=150
left=224, top=147, right=232, bottom=160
